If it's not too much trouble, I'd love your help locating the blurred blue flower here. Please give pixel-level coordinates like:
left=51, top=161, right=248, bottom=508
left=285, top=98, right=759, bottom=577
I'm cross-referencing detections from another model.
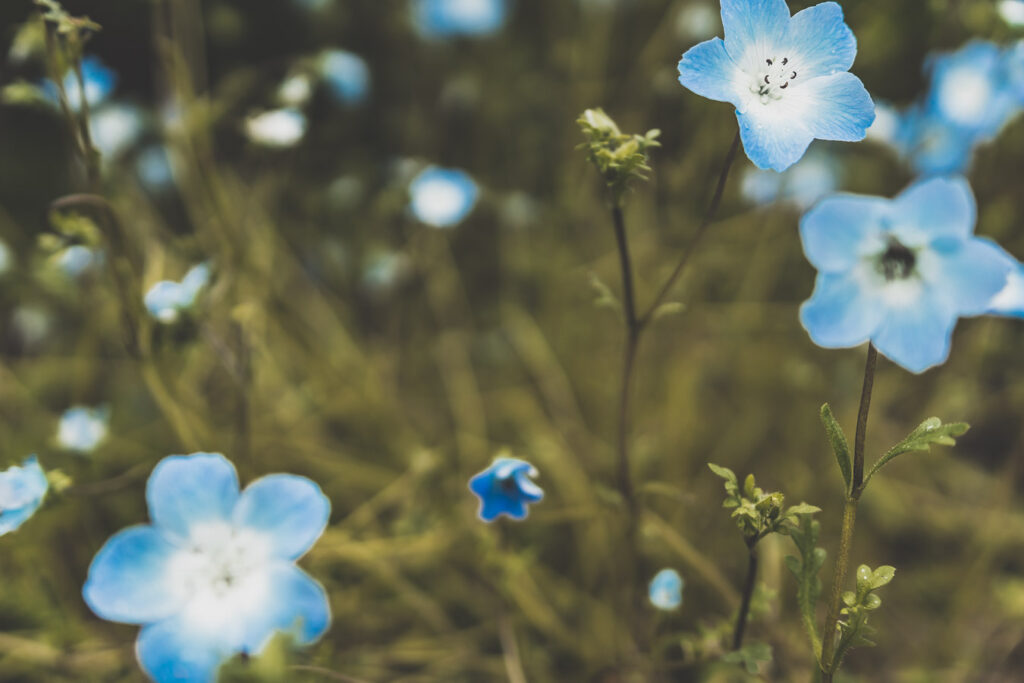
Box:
left=649, top=568, right=684, bottom=610
left=145, top=263, right=212, bottom=324
left=895, top=105, right=977, bottom=176
left=58, top=405, right=109, bottom=453
left=56, top=245, right=103, bottom=277
left=1000, top=0, right=1024, bottom=26
left=136, top=146, right=176, bottom=191
left=83, top=453, right=331, bottom=683
left=44, top=56, right=117, bottom=111
left=926, top=41, right=1020, bottom=140
left=799, top=176, right=1013, bottom=373
left=319, top=50, right=370, bottom=106
left=741, top=146, right=839, bottom=209
left=677, top=0, right=874, bottom=171
left=91, top=103, right=145, bottom=160
left=277, top=73, right=315, bottom=107
left=0, top=456, right=48, bottom=536
left=412, top=0, right=508, bottom=39
left=244, top=108, right=307, bottom=148
left=468, top=457, right=543, bottom=522
left=409, top=166, right=479, bottom=228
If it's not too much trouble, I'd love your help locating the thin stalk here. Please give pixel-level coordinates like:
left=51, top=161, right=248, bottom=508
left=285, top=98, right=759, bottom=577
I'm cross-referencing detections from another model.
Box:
left=820, top=344, right=878, bottom=679
left=732, top=545, right=759, bottom=650
left=611, top=205, right=640, bottom=524
left=71, top=60, right=100, bottom=187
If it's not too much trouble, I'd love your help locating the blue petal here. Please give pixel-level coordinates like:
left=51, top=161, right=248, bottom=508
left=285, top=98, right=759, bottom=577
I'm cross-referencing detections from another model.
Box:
left=146, top=453, right=239, bottom=539
left=409, top=166, right=480, bottom=228
left=798, top=72, right=875, bottom=142
left=233, top=474, right=330, bottom=560
left=737, top=108, right=814, bottom=172
left=677, top=38, right=743, bottom=106
left=480, top=495, right=528, bottom=522
left=320, top=50, right=370, bottom=105
left=989, top=259, right=1024, bottom=318
left=0, top=456, right=48, bottom=536
left=83, top=525, right=183, bottom=624
left=179, top=264, right=211, bottom=302
left=145, top=281, right=188, bottom=322
left=873, top=290, right=957, bottom=373
left=239, top=563, right=331, bottom=653
left=136, top=615, right=227, bottom=683
left=800, top=194, right=888, bottom=272
left=468, top=457, right=543, bottom=522
left=800, top=271, right=885, bottom=348
left=889, top=176, right=976, bottom=244
left=783, top=2, right=856, bottom=80
left=720, top=0, right=790, bottom=63
left=649, top=568, right=684, bottom=610
left=928, top=237, right=1015, bottom=316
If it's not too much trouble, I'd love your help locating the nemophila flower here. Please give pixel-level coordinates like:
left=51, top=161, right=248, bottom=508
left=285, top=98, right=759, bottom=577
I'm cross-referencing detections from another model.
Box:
left=244, top=108, right=307, bottom=148
left=136, top=146, right=176, bottom=192
left=145, top=263, right=211, bottom=324
left=91, top=103, right=145, bottom=160
left=44, top=56, right=117, bottom=111
left=83, top=453, right=331, bottom=683
left=468, top=457, right=544, bottom=522
left=1000, top=0, right=1024, bottom=27
left=741, top=145, right=839, bottom=209
left=0, top=456, right=48, bottom=536
left=409, top=166, right=479, bottom=228
left=57, top=405, right=109, bottom=453
left=926, top=41, right=1021, bottom=140
left=277, top=73, right=314, bottom=107
left=677, top=0, right=874, bottom=171
left=649, top=569, right=684, bottom=610
left=799, top=176, right=1013, bottom=373
left=319, top=50, right=370, bottom=106
left=412, top=0, right=508, bottom=39
left=56, top=245, right=103, bottom=277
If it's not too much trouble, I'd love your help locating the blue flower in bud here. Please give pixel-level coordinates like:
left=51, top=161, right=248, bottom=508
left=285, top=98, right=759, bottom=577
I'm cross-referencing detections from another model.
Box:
left=83, top=453, right=331, bottom=683
left=144, top=263, right=212, bottom=323
left=799, top=176, right=1014, bottom=373
left=58, top=405, right=109, bottom=453
left=468, top=457, right=544, bottom=522
left=649, top=569, right=684, bottom=610
left=677, top=0, right=874, bottom=171
left=409, top=166, right=479, bottom=228
left=0, top=456, right=48, bottom=536
left=412, top=0, right=508, bottom=39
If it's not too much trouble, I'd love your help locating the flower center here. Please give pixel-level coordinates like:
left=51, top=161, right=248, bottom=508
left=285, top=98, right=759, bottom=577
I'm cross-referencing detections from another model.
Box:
left=168, top=522, right=271, bottom=601
left=877, top=237, right=917, bottom=281
left=751, top=56, right=799, bottom=104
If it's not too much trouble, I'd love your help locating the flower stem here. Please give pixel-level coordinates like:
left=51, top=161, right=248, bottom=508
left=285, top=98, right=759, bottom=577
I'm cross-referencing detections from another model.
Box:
left=820, top=343, right=878, bottom=679
left=611, top=205, right=640, bottom=525
left=732, top=545, right=759, bottom=650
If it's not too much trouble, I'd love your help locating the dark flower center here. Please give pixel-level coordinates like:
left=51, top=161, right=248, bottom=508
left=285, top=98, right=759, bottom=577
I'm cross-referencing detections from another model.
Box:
left=499, top=476, right=518, bottom=494
left=878, top=238, right=917, bottom=281
left=755, top=56, right=798, bottom=100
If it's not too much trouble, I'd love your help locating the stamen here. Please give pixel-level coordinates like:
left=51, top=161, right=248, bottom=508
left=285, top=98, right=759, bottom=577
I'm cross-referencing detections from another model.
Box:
left=782, top=57, right=788, bottom=65
left=766, top=58, right=773, bottom=66
left=764, top=75, right=770, bottom=84
left=878, top=238, right=917, bottom=281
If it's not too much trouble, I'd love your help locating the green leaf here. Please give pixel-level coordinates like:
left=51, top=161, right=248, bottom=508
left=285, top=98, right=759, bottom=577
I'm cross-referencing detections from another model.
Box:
left=862, top=418, right=969, bottom=489
left=707, top=462, right=737, bottom=486
left=869, top=565, right=896, bottom=590
left=820, top=403, right=852, bottom=494
left=722, top=641, right=772, bottom=674
left=651, top=301, right=685, bottom=321
left=588, top=272, right=621, bottom=314
left=785, top=502, right=822, bottom=517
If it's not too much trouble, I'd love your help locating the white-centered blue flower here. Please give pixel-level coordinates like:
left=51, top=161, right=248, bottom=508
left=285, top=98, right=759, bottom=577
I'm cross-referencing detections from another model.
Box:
left=799, top=176, right=1013, bottom=373
left=0, top=456, right=48, bottom=536
left=90, top=103, right=145, bottom=160
left=411, top=0, right=508, bottom=39
left=677, top=0, right=875, bottom=171
left=741, top=145, right=839, bottom=209
left=926, top=41, right=1021, bottom=141
left=57, top=405, right=110, bottom=453
left=244, top=108, right=307, bottom=148
left=83, top=453, right=331, bottom=683
left=468, top=457, right=544, bottom=522
left=409, top=166, right=479, bottom=228
left=144, top=263, right=212, bottom=324
left=649, top=568, right=684, bottom=610
left=319, top=50, right=370, bottom=106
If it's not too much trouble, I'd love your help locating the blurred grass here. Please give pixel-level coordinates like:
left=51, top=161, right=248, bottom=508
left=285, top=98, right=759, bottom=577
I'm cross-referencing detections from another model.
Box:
left=0, top=0, right=1022, bottom=681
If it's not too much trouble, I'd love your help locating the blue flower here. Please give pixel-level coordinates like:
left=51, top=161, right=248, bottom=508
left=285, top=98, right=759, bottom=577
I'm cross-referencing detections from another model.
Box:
left=0, top=456, right=48, bottom=536
left=83, top=453, right=331, bottom=683
left=741, top=145, right=839, bottom=209
left=677, top=0, right=874, bottom=171
left=799, top=176, right=1014, bottom=373
left=144, top=263, right=212, bottom=323
left=57, top=405, right=109, bottom=453
left=409, top=166, right=479, bottom=228
left=56, top=245, right=104, bottom=277
left=412, top=0, right=508, bottom=39
left=90, top=103, right=145, bottom=160
left=319, top=50, right=370, bottom=106
left=468, top=457, right=544, bottom=522
left=44, top=56, right=117, bottom=111
left=925, top=41, right=1020, bottom=141
left=648, top=569, right=684, bottom=610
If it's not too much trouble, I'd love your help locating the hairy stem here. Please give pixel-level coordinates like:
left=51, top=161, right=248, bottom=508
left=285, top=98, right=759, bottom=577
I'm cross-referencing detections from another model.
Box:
left=732, top=546, right=759, bottom=650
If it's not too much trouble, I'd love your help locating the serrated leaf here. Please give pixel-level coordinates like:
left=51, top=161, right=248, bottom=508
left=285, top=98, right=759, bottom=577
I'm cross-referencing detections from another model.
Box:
left=820, top=403, right=852, bottom=494
left=862, top=418, right=969, bottom=490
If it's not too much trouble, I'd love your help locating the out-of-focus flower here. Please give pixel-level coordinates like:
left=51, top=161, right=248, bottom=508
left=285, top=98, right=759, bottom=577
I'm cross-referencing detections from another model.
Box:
left=319, top=50, right=370, bottom=106
left=44, top=55, right=116, bottom=111
left=649, top=569, right=684, bottom=610
left=675, top=3, right=720, bottom=42
left=741, top=146, right=839, bottom=209
left=55, top=245, right=103, bottom=277
left=926, top=41, right=1020, bottom=140
left=677, top=0, right=875, bottom=171
left=799, top=176, right=1013, bottom=373
left=57, top=406, right=109, bottom=453
left=0, top=456, right=48, bottom=536
left=468, top=457, right=544, bottom=522
left=362, top=250, right=410, bottom=292
left=83, top=453, right=331, bottom=683
left=999, top=0, right=1024, bottom=26
left=136, top=146, right=176, bottom=191
left=412, top=0, right=508, bottom=39
left=12, top=306, right=52, bottom=348
left=409, top=166, right=479, bottom=228
left=277, top=73, right=314, bottom=107
left=144, top=263, right=211, bottom=324
left=244, top=108, right=307, bottom=148
left=90, top=103, right=145, bottom=160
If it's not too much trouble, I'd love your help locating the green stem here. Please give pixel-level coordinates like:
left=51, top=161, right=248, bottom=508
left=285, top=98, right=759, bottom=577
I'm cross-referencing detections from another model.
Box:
left=732, top=544, right=759, bottom=650
left=610, top=205, right=640, bottom=527
left=820, top=344, right=878, bottom=679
